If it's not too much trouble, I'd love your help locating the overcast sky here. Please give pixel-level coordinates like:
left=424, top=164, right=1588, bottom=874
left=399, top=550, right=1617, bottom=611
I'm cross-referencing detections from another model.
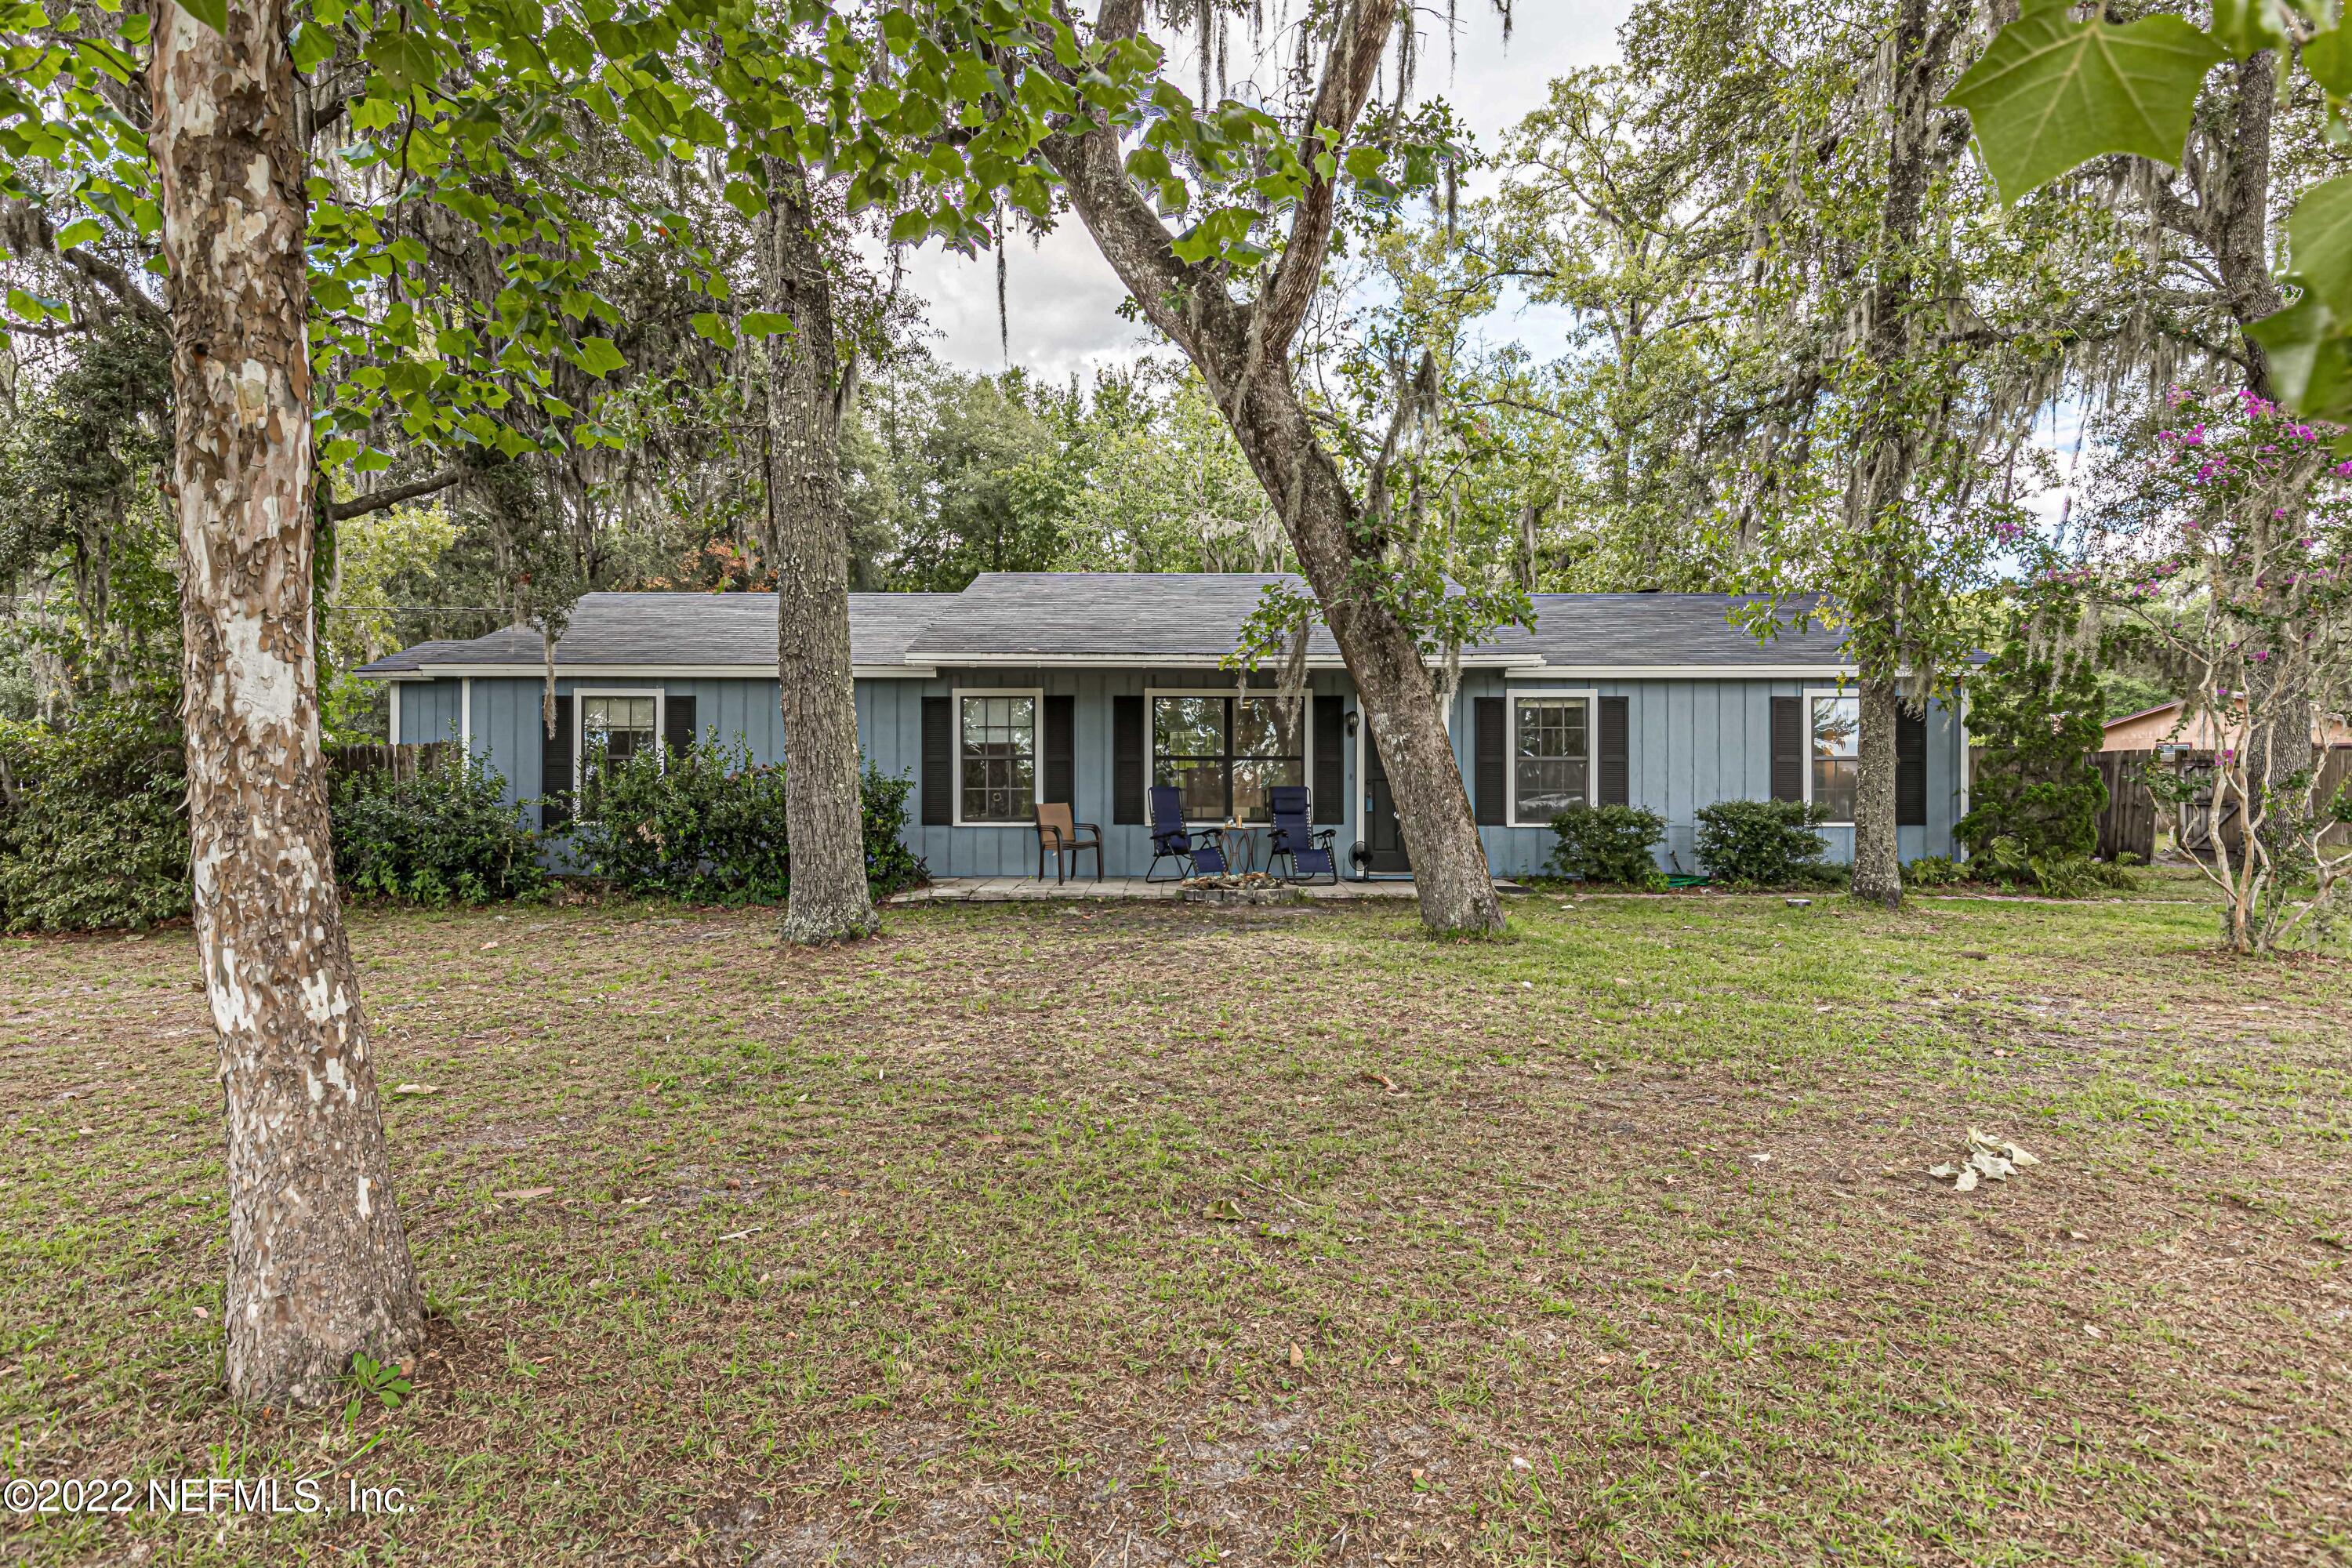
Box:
left=901, top=2, right=1632, bottom=381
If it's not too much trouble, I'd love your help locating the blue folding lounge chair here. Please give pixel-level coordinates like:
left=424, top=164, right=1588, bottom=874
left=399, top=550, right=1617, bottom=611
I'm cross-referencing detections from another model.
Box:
left=1268, top=784, right=1338, bottom=884
left=1147, top=784, right=1228, bottom=881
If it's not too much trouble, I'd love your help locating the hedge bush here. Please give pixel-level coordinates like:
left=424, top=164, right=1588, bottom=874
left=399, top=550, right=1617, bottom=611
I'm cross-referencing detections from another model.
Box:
left=1547, top=803, right=1667, bottom=887
left=0, top=704, right=190, bottom=931
left=330, top=751, right=544, bottom=905
left=1693, top=799, right=1831, bottom=886
left=564, top=737, right=922, bottom=903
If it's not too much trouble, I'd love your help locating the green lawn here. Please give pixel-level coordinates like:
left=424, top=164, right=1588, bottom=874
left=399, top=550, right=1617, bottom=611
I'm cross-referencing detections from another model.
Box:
left=3, top=888, right=2347, bottom=1564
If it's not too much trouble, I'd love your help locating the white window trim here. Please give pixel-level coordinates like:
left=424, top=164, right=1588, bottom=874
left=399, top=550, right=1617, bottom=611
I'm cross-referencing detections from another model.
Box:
left=952, top=687, right=1045, bottom=828
left=1504, top=688, right=1600, bottom=828
left=573, top=688, right=667, bottom=793
left=1802, top=686, right=1859, bottom=826
left=459, top=677, right=473, bottom=757
left=387, top=683, right=402, bottom=746
left=1145, top=687, right=1318, bottom=827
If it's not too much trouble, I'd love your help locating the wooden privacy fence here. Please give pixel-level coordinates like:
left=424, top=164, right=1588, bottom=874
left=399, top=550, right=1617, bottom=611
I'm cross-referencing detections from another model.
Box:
left=327, top=741, right=452, bottom=782
left=2096, top=750, right=2158, bottom=862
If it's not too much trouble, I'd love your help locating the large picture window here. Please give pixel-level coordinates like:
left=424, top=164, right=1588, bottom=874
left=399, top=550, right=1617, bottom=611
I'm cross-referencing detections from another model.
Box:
left=1809, top=693, right=1860, bottom=822
left=1512, top=696, right=1589, bottom=825
left=1152, top=693, right=1305, bottom=822
left=959, top=694, right=1036, bottom=824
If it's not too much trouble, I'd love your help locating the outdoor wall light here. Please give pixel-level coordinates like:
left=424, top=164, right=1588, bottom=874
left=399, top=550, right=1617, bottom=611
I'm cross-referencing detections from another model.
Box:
left=1344, top=708, right=1359, bottom=738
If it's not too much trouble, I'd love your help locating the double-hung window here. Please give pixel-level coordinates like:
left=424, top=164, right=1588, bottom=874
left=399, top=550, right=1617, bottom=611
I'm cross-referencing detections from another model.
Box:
left=1151, top=693, right=1305, bottom=822
left=577, top=693, right=659, bottom=817
left=1511, top=695, right=1590, bottom=825
left=1809, top=692, right=1860, bottom=822
left=958, top=693, right=1037, bottom=824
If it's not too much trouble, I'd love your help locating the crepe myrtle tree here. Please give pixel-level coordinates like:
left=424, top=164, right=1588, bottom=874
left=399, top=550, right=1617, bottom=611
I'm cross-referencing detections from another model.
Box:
left=1004, top=0, right=1521, bottom=935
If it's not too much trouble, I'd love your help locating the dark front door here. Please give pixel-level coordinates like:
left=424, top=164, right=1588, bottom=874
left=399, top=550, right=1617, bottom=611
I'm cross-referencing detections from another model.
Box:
left=1363, top=731, right=1410, bottom=873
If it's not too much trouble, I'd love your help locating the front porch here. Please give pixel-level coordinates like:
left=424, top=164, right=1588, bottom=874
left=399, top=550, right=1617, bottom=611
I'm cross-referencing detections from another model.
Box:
left=889, top=876, right=1530, bottom=905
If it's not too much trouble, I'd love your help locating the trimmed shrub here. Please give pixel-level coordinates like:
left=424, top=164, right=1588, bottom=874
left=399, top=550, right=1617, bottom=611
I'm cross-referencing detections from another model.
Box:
left=331, top=751, right=544, bottom=905
left=0, top=703, right=190, bottom=931
left=1693, top=799, right=1831, bottom=886
left=565, top=736, right=921, bottom=903
left=1547, top=803, right=1667, bottom=887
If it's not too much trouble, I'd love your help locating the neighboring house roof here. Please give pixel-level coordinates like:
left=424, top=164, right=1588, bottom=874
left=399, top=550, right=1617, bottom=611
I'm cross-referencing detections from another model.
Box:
left=2103, top=699, right=2352, bottom=752
left=354, top=575, right=1862, bottom=679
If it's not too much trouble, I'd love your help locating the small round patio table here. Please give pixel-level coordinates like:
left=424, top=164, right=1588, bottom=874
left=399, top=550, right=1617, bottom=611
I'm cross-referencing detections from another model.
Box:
left=1216, top=821, right=1274, bottom=875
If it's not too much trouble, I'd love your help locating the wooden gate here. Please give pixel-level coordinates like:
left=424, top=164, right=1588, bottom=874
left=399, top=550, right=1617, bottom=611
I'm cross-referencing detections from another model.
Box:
left=2096, top=750, right=2156, bottom=862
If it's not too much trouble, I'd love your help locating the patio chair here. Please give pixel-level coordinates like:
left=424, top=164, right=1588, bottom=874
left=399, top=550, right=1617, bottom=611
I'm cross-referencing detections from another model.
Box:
left=1268, top=785, right=1338, bottom=884
left=1147, top=784, right=1228, bottom=881
left=1033, top=801, right=1103, bottom=884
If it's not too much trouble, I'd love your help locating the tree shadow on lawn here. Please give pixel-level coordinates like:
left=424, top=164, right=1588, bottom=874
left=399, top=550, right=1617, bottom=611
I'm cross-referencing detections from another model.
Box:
left=2, top=894, right=2347, bottom=1564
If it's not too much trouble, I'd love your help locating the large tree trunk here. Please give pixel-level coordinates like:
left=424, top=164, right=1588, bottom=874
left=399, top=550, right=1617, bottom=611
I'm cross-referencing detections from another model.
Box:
left=2217, top=52, right=2286, bottom=398
left=760, top=154, right=877, bottom=946
left=1851, top=672, right=1904, bottom=908
left=152, top=0, right=423, bottom=1405
left=1224, top=363, right=1502, bottom=935
left=1043, top=0, right=1501, bottom=935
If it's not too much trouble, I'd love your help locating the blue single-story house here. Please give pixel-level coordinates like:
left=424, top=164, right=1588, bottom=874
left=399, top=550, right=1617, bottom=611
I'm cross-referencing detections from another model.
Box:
left=356, top=573, right=1969, bottom=879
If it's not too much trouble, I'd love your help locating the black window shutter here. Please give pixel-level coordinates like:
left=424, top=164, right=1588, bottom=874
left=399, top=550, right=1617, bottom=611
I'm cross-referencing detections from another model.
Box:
left=663, top=692, right=697, bottom=757
left=1599, top=695, right=1630, bottom=807
left=1896, top=707, right=1928, bottom=827
left=1112, top=695, right=1145, bottom=825
left=1473, top=695, right=1506, bottom=826
left=540, top=691, right=572, bottom=829
left=1044, top=694, right=1075, bottom=806
left=920, top=695, right=952, bottom=826
left=1770, top=695, right=1803, bottom=803
left=1312, top=695, right=1344, bottom=824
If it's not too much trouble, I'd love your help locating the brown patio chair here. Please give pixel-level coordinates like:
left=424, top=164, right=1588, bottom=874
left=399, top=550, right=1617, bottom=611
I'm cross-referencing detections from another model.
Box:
left=1034, top=801, right=1103, bottom=884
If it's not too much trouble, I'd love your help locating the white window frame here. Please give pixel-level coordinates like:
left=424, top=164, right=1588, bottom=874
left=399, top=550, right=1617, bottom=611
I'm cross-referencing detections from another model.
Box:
left=573, top=688, right=667, bottom=794
left=952, top=687, right=1045, bottom=827
left=1145, top=687, right=1317, bottom=827
left=1802, top=686, right=1860, bottom=826
left=1504, top=688, right=1600, bottom=828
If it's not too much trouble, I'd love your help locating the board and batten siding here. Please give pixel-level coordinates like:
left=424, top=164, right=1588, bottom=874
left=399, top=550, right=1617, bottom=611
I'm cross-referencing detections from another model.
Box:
left=1452, top=671, right=1966, bottom=875
left=387, top=666, right=1962, bottom=879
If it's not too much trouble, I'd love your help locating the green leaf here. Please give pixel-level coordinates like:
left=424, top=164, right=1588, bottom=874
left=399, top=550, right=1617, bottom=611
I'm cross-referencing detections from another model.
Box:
left=2304, top=25, right=2352, bottom=96
left=117, top=10, right=149, bottom=43
left=739, top=311, right=794, bottom=338
left=171, top=0, right=224, bottom=34
left=2286, top=173, right=2352, bottom=322
left=2210, top=0, right=2290, bottom=60
left=571, top=336, right=625, bottom=378
left=289, top=20, right=333, bottom=74
left=886, top=209, right=930, bottom=244
left=2247, top=285, right=2352, bottom=419
left=53, top=217, right=102, bottom=250
left=1944, top=9, right=2226, bottom=202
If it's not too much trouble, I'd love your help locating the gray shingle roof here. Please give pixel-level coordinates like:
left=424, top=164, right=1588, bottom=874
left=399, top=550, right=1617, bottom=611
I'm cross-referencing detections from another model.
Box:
left=354, top=593, right=952, bottom=675
left=1497, top=593, right=1846, bottom=666
left=355, top=579, right=1855, bottom=675
left=902, top=572, right=1345, bottom=661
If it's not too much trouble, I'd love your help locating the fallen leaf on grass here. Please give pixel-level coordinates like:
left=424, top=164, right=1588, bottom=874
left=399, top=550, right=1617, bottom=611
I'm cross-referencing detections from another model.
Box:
left=1203, top=1198, right=1247, bottom=1222
left=1287, top=1343, right=1304, bottom=1368
left=494, top=1187, right=555, bottom=1203
left=1362, top=1072, right=1397, bottom=1092
left=388, top=1083, right=441, bottom=1098
left=1929, top=1129, right=2040, bottom=1193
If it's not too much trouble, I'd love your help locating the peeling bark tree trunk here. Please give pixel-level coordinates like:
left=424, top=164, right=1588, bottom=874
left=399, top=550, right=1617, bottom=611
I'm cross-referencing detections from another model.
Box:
left=760, top=154, right=877, bottom=946
left=151, top=0, right=423, bottom=1404
left=1851, top=673, right=1904, bottom=908
left=1042, top=0, right=1501, bottom=935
